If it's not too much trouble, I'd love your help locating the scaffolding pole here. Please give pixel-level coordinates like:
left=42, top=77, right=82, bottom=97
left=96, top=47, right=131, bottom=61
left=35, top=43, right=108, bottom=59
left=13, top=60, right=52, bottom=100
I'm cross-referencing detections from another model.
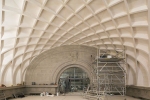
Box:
left=88, top=49, right=126, bottom=100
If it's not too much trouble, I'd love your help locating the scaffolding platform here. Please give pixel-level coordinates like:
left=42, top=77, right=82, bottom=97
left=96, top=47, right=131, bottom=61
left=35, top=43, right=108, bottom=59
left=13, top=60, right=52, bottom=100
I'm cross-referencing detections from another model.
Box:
left=98, top=58, right=124, bottom=62
left=84, top=49, right=126, bottom=100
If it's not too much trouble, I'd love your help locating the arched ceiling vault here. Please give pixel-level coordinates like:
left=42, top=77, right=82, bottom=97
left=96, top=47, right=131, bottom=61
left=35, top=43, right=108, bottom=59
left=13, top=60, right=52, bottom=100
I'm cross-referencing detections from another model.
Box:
left=1, top=0, right=150, bottom=87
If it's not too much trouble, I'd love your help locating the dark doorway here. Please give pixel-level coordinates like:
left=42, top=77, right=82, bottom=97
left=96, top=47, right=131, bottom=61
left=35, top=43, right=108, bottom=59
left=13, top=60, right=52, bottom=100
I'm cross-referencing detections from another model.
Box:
left=59, top=67, right=90, bottom=93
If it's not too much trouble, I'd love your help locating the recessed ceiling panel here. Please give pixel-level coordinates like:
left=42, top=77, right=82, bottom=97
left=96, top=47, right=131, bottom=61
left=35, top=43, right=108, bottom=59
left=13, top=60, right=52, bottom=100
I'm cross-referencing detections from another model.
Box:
left=46, top=0, right=63, bottom=13
left=67, top=0, right=84, bottom=12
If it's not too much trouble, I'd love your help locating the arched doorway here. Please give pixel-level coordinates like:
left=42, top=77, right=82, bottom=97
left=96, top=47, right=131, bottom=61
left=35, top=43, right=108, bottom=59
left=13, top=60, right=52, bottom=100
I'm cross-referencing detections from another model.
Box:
left=59, top=67, right=90, bottom=94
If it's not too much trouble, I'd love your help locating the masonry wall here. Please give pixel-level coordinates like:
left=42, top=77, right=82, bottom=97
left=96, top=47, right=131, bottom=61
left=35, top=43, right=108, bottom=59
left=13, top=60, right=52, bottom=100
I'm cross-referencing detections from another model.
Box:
left=0, top=86, right=25, bottom=98
left=126, top=85, right=150, bottom=99
left=25, top=45, right=97, bottom=85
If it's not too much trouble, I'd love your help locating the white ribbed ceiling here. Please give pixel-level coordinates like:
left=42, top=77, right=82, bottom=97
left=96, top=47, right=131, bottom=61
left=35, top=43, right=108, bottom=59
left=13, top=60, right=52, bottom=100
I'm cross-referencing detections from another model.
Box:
left=1, top=0, right=150, bottom=87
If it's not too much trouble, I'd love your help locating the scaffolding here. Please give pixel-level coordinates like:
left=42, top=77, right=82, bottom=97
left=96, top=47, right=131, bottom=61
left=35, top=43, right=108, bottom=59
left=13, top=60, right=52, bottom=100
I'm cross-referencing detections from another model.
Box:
left=84, top=49, right=126, bottom=100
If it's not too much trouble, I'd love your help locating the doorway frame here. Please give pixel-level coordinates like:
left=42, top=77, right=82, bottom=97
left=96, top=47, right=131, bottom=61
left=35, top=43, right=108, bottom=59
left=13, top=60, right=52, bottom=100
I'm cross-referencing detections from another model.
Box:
left=53, top=63, right=92, bottom=84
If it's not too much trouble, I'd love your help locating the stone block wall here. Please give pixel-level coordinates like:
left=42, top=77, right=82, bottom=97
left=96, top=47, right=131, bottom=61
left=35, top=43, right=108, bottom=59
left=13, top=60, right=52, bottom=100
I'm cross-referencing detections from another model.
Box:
left=25, top=85, right=57, bottom=94
left=0, top=86, right=25, bottom=98
left=25, top=45, right=97, bottom=85
left=126, top=85, right=150, bottom=99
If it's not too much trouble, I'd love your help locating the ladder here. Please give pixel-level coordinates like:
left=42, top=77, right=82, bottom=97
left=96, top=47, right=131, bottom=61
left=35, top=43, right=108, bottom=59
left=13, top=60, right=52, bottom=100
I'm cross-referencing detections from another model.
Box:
left=0, top=91, right=6, bottom=100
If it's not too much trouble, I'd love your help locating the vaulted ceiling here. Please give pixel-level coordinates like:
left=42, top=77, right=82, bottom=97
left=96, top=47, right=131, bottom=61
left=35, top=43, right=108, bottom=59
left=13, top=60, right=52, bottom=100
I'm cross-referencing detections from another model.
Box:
left=1, top=0, right=150, bottom=87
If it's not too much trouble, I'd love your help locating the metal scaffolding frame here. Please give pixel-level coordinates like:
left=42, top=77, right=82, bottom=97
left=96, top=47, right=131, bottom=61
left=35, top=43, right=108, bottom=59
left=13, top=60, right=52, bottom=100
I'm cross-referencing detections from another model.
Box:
left=84, top=49, right=126, bottom=100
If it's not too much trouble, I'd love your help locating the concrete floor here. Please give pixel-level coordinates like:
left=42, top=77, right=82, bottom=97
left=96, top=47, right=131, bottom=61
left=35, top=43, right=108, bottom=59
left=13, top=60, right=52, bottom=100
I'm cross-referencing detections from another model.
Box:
left=10, top=95, right=140, bottom=100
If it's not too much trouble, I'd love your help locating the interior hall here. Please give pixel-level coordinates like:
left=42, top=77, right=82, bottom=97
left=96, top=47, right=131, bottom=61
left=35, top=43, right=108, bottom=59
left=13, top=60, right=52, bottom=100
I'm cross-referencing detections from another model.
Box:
left=0, top=0, right=150, bottom=100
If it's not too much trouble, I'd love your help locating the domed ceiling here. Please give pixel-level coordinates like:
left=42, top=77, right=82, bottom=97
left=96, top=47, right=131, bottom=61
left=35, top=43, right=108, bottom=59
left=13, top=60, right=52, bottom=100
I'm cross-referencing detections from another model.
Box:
left=1, top=0, right=150, bottom=87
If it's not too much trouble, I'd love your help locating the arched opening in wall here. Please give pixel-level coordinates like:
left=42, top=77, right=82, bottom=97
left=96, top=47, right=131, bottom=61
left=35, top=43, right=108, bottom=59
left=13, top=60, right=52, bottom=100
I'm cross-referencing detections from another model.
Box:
left=58, top=67, right=90, bottom=94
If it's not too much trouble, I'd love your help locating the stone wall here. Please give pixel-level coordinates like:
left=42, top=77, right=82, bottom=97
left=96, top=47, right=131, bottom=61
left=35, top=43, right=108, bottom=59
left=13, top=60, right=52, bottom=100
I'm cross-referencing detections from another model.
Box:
left=25, top=85, right=57, bottom=94
left=0, top=85, right=57, bottom=98
left=126, top=85, right=150, bottom=99
left=25, top=45, right=97, bottom=86
left=0, top=86, right=25, bottom=98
